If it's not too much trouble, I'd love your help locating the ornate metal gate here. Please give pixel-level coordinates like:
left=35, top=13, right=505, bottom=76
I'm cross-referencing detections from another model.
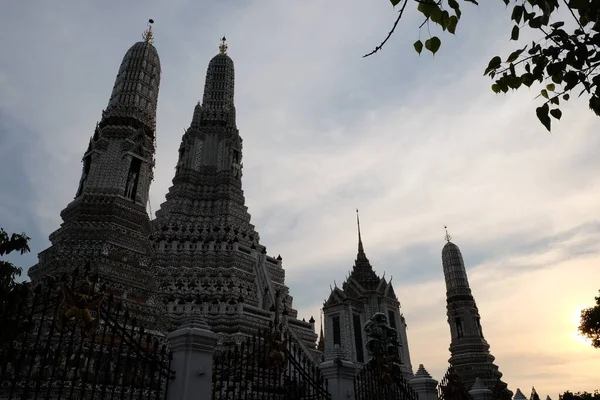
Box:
left=491, top=377, right=513, bottom=400
left=354, top=312, right=419, bottom=400
left=0, top=266, right=173, bottom=400
left=212, top=292, right=330, bottom=400
left=437, top=365, right=513, bottom=400
left=437, top=366, right=472, bottom=400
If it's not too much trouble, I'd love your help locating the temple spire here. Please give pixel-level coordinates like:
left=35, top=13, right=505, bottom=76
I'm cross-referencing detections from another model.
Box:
left=357, top=209, right=364, bottom=253
left=317, top=311, right=325, bottom=354
left=142, top=19, right=154, bottom=44
left=348, top=209, right=379, bottom=289
left=444, top=225, right=452, bottom=243
left=441, top=235, right=509, bottom=394
left=219, top=36, right=228, bottom=54
left=28, top=29, right=162, bottom=319
left=104, top=25, right=161, bottom=133
left=199, top=36, right=235, bottom=125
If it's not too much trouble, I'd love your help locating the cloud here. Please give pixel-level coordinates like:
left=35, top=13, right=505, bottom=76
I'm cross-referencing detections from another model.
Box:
left=1, top=0, right=600, bottom=396
left=0, top=110, right=48, bottom=273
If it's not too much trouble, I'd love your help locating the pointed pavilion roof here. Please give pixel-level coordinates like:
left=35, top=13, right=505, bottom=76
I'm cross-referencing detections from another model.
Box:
left=317, top=321, right=325, bottom=354
left=348, top=210, right=380, bottom=290
left=324, top=211, right=399, bottom=309
left=514, top=389, right=527, bottom=400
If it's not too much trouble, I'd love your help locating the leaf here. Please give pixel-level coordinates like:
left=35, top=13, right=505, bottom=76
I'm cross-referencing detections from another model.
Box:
left=498, top=79, right=509, bottom=93
left=491, top=83, right=502, bottom=93
left=550, top=21, right=565, bottom=29
left=390, top=0, right=401, bottom=5
left=546, top=83, right=556, bottom=91
left=507, top=74, right=522, bottom=89
left=590, top=95, right=600, bottom=116
left=511, top=25, right=520, bottom=40
left=563, top=71, right=579, bottom=90
left=536, top=103, right=551, bottom=131
left=418, top=1, right=441, bottom=19
left=511, top=5, right=524, bottom=24
left=570, top=0, right=587, bottom=10
left=425, top=36, right=442, bottom=55
left=484, top=56, right=502, bottom=75
left=448, top=15, right=459, bottom=34
left=521, top=73, right=534, bottom=87
left=506, top=46, right=526, bottom=63
left=430, top=8, right=444, bottom=24
left=464, top=0, right=479, bottom=4
left=414, top=40, right=424, bottom=54
left=541, top=89, right=549, bottom=98
left=550, top=108, right=562, bottom=120
left=440, top=10, right=451, bottom=30
left=448, top=0, right=460, bottom=11
left=563, top=93, right=570, bottom=101
left=529, top=16, right=544, bottom=29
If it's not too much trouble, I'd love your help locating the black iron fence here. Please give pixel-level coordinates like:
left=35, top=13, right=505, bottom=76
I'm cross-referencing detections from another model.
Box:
left=354, top=358, right=419, bottom=400
left=437, top=366, right=473, bottom=400
left=212, top=321, right=330, bottom=400
left=437, top=365, right=513, bottom=400
left=0, top=268, right=173, bottom=400
left=491, top=377, right=513, bottom=400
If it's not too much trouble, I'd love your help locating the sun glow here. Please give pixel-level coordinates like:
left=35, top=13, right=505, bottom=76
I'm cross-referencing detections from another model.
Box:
left=571, top=306, right=592, bottom=346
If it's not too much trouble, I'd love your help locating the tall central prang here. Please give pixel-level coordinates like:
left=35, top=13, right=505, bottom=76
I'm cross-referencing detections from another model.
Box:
left=152, top=38, right=319, bottom=356
left=28, top=22, right=162, bottom=325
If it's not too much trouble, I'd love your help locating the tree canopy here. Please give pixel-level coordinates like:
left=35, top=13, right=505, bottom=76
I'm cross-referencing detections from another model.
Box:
left=560, top=391, right=600, bottom=400
left=367, top=0, right=600, bottom=131
left=579, top=290, right=600, bottom=348
left=0, top=228, right=31, bottom=361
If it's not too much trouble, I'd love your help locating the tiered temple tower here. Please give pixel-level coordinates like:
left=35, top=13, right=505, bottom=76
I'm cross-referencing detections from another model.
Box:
left=442, top=230, right=510, bottom=394
left=28, top=23, right=162, bottom=324
left=151, top=38, right=319, bottom=357
left=322, top=212, right=414, bottom=377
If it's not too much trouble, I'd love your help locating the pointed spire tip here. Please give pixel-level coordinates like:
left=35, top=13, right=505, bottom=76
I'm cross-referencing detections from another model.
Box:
left=142, top=19, right=155, bottom=44
left=219, top=36, right=228, bottom=54
left=356, top=209, right=364, bottom=252
left=444, top=225, right=452, bottom=243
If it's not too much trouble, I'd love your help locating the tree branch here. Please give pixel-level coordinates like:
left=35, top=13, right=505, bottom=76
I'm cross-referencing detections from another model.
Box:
left=562, top=0, right=585, bottom=32
left=363, top=0, right=410, bottom=58
left=495, top=54, right=538, bottom=75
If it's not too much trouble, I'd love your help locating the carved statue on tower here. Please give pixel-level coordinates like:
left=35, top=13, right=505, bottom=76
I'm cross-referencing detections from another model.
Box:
left=364, top=312, right=401, bottom=362
left=125, top=170, right=138, bottom=199
left=363, top=312, right=403, bottom=385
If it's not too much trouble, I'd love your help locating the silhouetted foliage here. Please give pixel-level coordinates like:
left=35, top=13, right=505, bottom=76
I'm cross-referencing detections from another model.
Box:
left=367, top=0, right=600, bottom=131
left=559, top=391, right=600, bottom=400
left=579, top=291, right=600, bottom=348
left=0, top=228, right=31, bottom=360
left=531, top=387, right=541, bottom=400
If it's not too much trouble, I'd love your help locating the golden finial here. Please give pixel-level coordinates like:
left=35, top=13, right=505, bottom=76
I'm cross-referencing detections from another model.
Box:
left=219, top=36, right=228, bottom=54
left=143, top=19, right=155, bottom=44
left=444, top=225, right=452, bottom=243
